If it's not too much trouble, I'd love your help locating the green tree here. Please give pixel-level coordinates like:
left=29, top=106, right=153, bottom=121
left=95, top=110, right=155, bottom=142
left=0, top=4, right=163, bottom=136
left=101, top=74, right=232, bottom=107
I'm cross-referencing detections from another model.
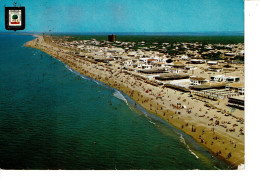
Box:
left=12, top=15, right=18, bottom=20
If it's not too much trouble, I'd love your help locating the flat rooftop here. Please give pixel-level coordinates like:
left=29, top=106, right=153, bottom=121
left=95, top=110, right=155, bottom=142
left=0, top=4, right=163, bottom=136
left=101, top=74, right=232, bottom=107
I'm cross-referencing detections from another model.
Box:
left=229, top=95, right=244, bottom=101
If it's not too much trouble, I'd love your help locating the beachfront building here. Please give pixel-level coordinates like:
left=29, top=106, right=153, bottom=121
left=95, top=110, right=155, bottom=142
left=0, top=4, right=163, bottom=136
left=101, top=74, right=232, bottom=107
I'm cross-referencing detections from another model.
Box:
left=192, top=88, right=239, bottom=100
left=171, top=68, right=182, bottom=74
left=225, top=52, right=236, bottom=57
left=155, top=74, right=189, bottom=81
left=167, top=78, right=191, bottom=88
left=226, top=76, right=240, bottom=83
left=132, top=62, right=143, bottom=68
left=138, top=69, right=167, bottom=74
left=139, top=58, right=149, bottom=64
left=142, top=64, right=153, bottom=70
left=185, top=66, right=197, bottom=71
left=173, top=62, right=185, bottom=69
left=207, top=61, right=218, bottom=65
left=190, top=76, right=208, bottom=86
left=210, top=75, right=227, bottom=82
left=190, top=59, right=206, bottom=64
left=225, top=83, right=244, bottom=95
left=211, top=75, right=240, bottom=83
left=227, top=96, right=244, bottom=110
left=208, top=65, right=222, bottom=72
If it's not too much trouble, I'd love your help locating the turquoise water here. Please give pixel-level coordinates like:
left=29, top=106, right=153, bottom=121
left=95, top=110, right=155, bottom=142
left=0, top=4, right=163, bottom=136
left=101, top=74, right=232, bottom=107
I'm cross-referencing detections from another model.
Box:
left=0, top=34, right=232, bottom=170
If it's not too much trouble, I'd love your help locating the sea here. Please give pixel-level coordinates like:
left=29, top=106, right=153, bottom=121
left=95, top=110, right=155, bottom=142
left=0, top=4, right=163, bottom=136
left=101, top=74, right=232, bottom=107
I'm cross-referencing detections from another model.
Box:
left=0, top=34, right=233, bottom=170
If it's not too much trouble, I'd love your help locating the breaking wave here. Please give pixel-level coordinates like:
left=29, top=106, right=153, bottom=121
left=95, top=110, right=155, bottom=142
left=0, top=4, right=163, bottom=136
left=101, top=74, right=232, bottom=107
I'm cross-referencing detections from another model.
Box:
left=65, top=65, right=107, bottom=86
left=113, top=90, right=128, bottom=105
left=179, top=134, right=199, bottom=159
left=66, top=64, right=74, bottom=73
left=94, top=80, right=103, bottom=86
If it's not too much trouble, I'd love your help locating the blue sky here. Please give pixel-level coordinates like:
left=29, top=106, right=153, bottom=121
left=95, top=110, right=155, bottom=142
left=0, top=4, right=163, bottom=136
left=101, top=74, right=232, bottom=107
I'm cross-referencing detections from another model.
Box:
left=0, top=0, right=244, bottom=33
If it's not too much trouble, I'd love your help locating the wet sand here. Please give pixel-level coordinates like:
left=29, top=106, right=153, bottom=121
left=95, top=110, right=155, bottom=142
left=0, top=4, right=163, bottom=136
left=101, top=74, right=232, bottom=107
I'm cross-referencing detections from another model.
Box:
left=25, top=35, right=244, bottom=168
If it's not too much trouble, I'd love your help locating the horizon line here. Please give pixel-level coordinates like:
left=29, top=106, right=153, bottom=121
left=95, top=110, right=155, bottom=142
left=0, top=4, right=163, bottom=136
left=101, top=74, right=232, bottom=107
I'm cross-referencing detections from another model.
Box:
left=0, top=31, right=244, bottom=36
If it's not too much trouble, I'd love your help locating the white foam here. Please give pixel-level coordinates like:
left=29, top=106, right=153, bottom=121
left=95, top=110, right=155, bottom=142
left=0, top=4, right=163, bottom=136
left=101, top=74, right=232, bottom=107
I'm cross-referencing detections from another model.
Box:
left=66, top=65, right=92, bottom=82
left=94, top=80, right=102, bottom=86
left=65, top=65, right=74, bottom=73
left=113, top=90, right=128, bottom=105
left=80, top=75, right=87, bottom=79
left=148, top=120, right=156, bottom=126
left=179, top=134, right=199, bottom=159
left=188, top=148, right=199, bottom=159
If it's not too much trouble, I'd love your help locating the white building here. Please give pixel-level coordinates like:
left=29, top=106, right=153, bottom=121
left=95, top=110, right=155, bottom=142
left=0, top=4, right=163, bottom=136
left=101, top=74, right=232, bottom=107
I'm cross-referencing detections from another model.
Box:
left=171, top=69, right=182, bottom=74
left=132, top=62, right=143, bottom=68
left=226, top=76, right=240, bottom=83
left=142, top=64, right=153, bottom=69
left=124, top=60, right=133, bottom=67
left=210, top=75, right=227, bottom=82
left=139, top=58, right=149, bottom=64
left=185, top=66, right=197, bottom=71
left=207, top=61, right=218, bottom=65
left=155, top=62, right=166, bottom=68
left=190, top=59, right=206, bottom=64
left=181, top=55, right=189, bottom=60
left=190, top=76, right=208, bottom=85
left=225, top=83, right=244, bottom=95
left=211, top=75, right=240, bottom=83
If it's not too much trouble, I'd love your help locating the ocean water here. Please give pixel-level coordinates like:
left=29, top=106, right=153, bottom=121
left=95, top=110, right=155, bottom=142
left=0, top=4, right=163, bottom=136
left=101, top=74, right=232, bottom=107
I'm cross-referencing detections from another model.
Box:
left=0, top=34, right=232, bottom=170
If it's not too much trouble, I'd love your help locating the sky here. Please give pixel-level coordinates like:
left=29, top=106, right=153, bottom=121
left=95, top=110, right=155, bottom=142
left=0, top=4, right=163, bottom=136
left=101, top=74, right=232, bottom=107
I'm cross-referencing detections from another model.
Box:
left=0, top=0, right=244, bottom=33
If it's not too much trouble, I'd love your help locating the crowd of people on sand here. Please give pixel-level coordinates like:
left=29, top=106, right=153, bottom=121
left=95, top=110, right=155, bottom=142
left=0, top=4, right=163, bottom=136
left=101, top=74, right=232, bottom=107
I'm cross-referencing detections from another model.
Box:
left=29, top=37, right=244, bottom=165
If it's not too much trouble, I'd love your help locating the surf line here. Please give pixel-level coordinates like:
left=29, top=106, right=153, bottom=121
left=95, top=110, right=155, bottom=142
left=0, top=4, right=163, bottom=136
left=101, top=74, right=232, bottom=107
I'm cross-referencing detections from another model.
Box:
left=65, top=61, right=204, bottom=162
left=179, top=134, right=199, bottom=159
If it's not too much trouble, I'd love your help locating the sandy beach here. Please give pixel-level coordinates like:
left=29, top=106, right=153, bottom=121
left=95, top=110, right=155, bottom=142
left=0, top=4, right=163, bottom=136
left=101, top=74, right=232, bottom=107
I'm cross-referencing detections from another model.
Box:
left=25, top=35, right=244, bottom=168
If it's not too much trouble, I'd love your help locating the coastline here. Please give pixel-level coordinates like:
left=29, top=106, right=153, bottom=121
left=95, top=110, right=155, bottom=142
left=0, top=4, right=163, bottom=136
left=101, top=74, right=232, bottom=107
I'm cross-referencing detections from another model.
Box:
left=25, top=34, right=244, bottom=168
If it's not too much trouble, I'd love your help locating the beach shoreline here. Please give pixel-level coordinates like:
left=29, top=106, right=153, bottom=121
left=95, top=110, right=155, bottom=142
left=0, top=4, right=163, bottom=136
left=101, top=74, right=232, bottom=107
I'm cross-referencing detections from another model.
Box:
left=25, top=34, right=244, bottom=168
